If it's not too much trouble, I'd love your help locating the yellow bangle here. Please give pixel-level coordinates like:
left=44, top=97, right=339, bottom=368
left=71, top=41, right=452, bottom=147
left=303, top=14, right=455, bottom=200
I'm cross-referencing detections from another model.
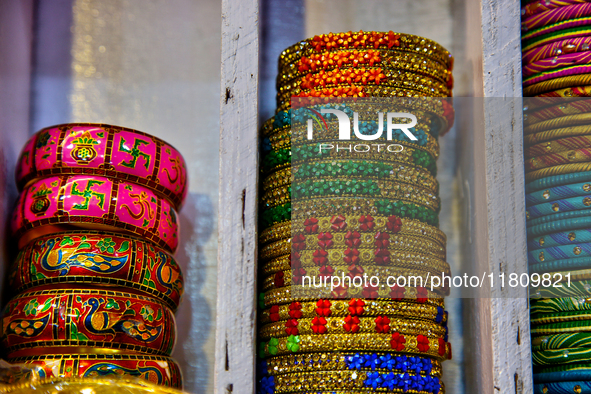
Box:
left=525, top=135, right=591, bottom=159
left=524, top=113, right=591, bottom=136
left=525, top=148, right=591, bottom=172
left=260, top=299, right=447, bottom=325
left=524, top=125, right=591, bottom=146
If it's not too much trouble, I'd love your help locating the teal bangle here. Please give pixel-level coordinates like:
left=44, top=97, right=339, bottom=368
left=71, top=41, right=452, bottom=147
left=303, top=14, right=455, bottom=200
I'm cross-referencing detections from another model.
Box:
left=528, top=210, right=591, bottom=228
left=528, top=229, right=591, bottom=250
left=526, top=171, right=591, bottom=194
left=526, top=180, right=591, bottom=205
left=535, top=381, right=591, bottom=393
left=529, top=257, right=591, bottom=273
left=533, top=347, right=591, bottom=366
left=527, top=215, right=591, bottom=238
left=529, top=242, right=591, bottom=264
left=527, top=195, right=591, bottom=220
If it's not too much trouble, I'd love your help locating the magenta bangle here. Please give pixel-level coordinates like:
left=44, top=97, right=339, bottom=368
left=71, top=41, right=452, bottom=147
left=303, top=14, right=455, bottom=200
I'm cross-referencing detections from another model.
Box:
left=523, top=65, right=591, bottom=87
left=523, top=3, right=591, bottom=31
left=10, top=175, right=179, bottom=253
left=523, top=18, right=591, bottom=43
left=523, top=36, right=591, bottom=64
left=523, top=51, right=591, bottom=77
left=16, top=123, right=188, bottom=209
left=522, top=0, right=590, bottom=18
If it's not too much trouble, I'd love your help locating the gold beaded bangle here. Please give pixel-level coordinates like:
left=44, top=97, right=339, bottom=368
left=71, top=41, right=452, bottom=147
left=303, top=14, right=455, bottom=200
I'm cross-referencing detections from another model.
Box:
left=525, top=148, right=591, bottom=172
left=525, top=135, right=591, bottom=159
left=259, top=232, right=445, bottom=262
left=262, top=286, right=445, bottom=308
left=259, top=332, right=452, bottom=360
left=259, top=316, right=447, bottom=339
left=524, top=113, right=591, bottom=136
left=278, top=32, right=453, bottom=71
left=524, top=125, right=591, bottom=146
left=525, top=163, right=591, bottom=182
left=261, top=266, right=450, bottom=293
left=263, top=162, right=439, bottom=194
left=260, top=299, right=447, bottom=325
left=262, top=352, right=443, bottom=377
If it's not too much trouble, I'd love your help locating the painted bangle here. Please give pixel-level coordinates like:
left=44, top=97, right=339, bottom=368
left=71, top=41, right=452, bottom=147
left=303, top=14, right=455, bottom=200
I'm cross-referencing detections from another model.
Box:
left=525, top=113, right=591, bottom=135
left=259, top=233, right=445, bottom=262
left=259, top=316, right=447, bottom=340
left=525, top=180, right=591, bottom=204
left=528, top=229, right=591, bottom=249
left=0, top=377, right=185, bottom=394
left=529, top=258, right=591, bottom=273
left=261, top=287, right=445, bottom=309
left=260, top=299, right=446, bottom=325
left=524, top=51, right=591, bottom=78
left=532, top=333, right=591, bottom=351
left=10, top=175, right=179, bottom=253
left=525, top=148, right=591, bottom=172
left=536, top=85, right=591, bottom=97
left=522, top=0, right=590, bottom=19
left=278, top=32, right=453, bottom=71
left=1, top=289, right=176, bottom=358
left=258, top=332, right=451, bottom=360
left=267, top=370, right=443, bottom=394
left=526, top=171, right=591, bottom=194
left=524, top=125, right=591, bottom=146
left=524, top=100, right=591, bottom=127
left=525, top=65, right=591, bottom=88
left=533, top=347, right=591, bottom=366
left=532, top=310, right=591, bottom=325
left=523, top=3, right=591, bottom=31
left=531, top=279, right=591, bottom=298
left=8, top=231, right=183, bottom=310
left=526, top=195, right=591, bottom=219
left=534, top=381, right=591, bottom=393
left=522, top=16, right=591, bottom=43
left=528, top=242, right=591, bottom=263
left=6, top=353, right=183, bottom=389
left=525, top=135, right=591, bottom=159
left=261, top=352, right=442, bottom=377
left=16, top=124, right=187, bottom=210
left=523, top=74, right=591, bottom=96
left=531, top=297, right=591, bottom=314
left=532, top=319, right=591, bottom=335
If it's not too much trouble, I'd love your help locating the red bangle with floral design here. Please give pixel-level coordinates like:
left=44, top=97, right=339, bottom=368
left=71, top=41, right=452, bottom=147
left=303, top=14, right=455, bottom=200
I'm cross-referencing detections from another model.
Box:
left=16, top=124, right=188, bottom=210
left=10, top=175, right=179, bottom=253
left=6, top=353, right=183, bottom=389
left=259, top=332, right=451, bottom=361
left=1, top=289, right=176, bottom=358
left=9, top=231, right=183, bottom=310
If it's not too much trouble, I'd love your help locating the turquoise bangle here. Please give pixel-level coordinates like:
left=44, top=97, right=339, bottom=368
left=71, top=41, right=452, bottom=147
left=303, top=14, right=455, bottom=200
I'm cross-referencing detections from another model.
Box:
left=526, top=171, right=591, bottom=194
left=527, top=216, right=591, bottom=238
left=527, top=181, right=591, bottom=205
left=529, top=242, right=591, bottom=264
left=528, top=210, right=591, bottom=228
left=533, top=347, right=591, bottom=366
left=529, top=257, right=591, bottom=273
left=529, top=229, right=591, bottom=250
left=527, top=195, right=591, bottom=220
left=535, top=369, right=591, bottom=383
left=535, top=381, right=591, bottom=393
left=532, top=333, right=591, bottom=351
left=536, top=362, right=591, bottom=375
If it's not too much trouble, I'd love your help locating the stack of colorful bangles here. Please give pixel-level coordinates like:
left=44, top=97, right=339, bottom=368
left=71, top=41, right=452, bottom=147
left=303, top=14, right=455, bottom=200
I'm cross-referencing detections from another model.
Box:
left=0, top=124, right=187, bottom=389
left=522, top=1, right=591, bottom=392
left=257, top=31, right=453, bottom=394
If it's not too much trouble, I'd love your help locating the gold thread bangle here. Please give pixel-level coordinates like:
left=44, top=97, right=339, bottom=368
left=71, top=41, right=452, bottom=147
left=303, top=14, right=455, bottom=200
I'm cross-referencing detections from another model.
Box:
left=525, top=148, right=591, bottom=172
left=259, top=332, right=452, bottom=361
left=262, top=352, right=442, bottom=377
left=525, top=163, right=591, bottom=182
left=524, top=113, right=591, bottom=135
left=523, top=75, right=591, bottom=96
left=258, top=316, right=447, bottom=339
left=260, top=299, right=447, bottom=325
left=525, top=135, right=591, bottom=158
left=524, top=125, right=591, bottom=146
left=262, top=286, right=445, bottom=308
left=525, top=100, right=591, bottom=128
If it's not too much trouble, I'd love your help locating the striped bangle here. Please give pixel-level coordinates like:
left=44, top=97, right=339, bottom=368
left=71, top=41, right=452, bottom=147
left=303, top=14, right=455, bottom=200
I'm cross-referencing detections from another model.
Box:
left=525, top=148, right=591, bottom=172
left=524, top=99, right=591, bottom=127
left=532, top=333, right=591, bottom=351
left=527, top=171, right=591, bottom=194
left=523, top=51, right=591, bottom=78
left=526, top=179, right=591, bottom=204
left=532, top=310, right=591, bottom=325
left=531, top=297, right=591, bottom=314
left=533, top=347, right=591, bottom=366
left=526, top=135, right=591, bottom=159
left=534, top=381, right=591, bottom=394
left=523, top=3, right=591, bottom=31
left=529, top=229, right=591, bottom=249
left=522, top=16, right=591, bottom=45
left=528, top=242, right=591, bottom=263
left=526, top=195, right=591, bottom=219
left=523, top=74, right=591, bottom=96
left=524, top=125, right=591, bottom=146
left=531, top=279, right=591, bottom=298
left=529, top=257, right=591, bottom=273
left=526, top=212, right=591, bottom=236
left=536, top=85, right=591, bottom=98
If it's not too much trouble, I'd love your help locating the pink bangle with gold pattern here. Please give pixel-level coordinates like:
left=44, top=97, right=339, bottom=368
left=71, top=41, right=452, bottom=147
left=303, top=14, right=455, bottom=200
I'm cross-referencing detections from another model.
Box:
left=10, top=175, right=179, bottom=253
left=6, top=353, right=183, bottom=389
left=16, top=123, right=188, bottom=209
left=9, top=231, right=183, bottom=310
left=1, top=289, right=176, bottom=358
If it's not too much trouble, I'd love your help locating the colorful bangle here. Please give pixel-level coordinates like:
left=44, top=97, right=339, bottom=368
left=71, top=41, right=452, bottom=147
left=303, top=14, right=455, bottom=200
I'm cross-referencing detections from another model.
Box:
left=524, top=65, right=591, bottom=88
left=259, top=232, right=445, bottom=262
left=259, top=299, right=446, bottom=325
left=526, top=171, right=591, bottom=194
left=533, top=347, right=591, bottom=366
left=525, top=148, right=591, bottom=172
left=525, top=135, right=591, bottom=159
left=526, top=180, right=591, bottom=204
left=528, top=242, right=591, bottom=263
left=522, top=16, right=591, bottom=43
left=0, top=377, right=185, bottom=394
left=16, top=124, right=187, bottom=209
left=261, top=287, right=445, bottom=309
left=261, top=352, right=442, bottom=377
left=531, top=297, right=591, bottom=314
left=531, top=279, right=591, bottom=298
left=522, top=0, right=590, bottom=19
left=531, top=319, right=591, bottom=335
left=524, top=125, right=591, bottom=146
left=536, top=362, right=591, bottom=375
left=258, top=332, right=451, bottom=360
left=278, top=32, right=453, bottom=71
left=529, top=258, right=591, bottom=273
left=532, top=310, right=591, bottom=325
left=267, top=370, right=443, bottom=394
left=532, top=333, right=591, bottom=351
left=525, top=113, right=591, bottom=135
left=258, top=316, right=447, bottom=340
left=6, top=353, right=183, bottom=389
left=524, top=99, right=591, bottom=127
left=526, top=163, right=591, bottom=183
left=536, top=85, right=591, bottom=97
left=528, top=229, right=591, bottom=249
left=523, top=51, right=591, bottom=78
left=8, top=231, right=183, bottom=310
left=527, top=209, right=591, bottom=229
left=523, top=3, right=591, bottom=31
left=526, top=195, right=591, bottom=219
left=10, top=175, right=179, bottom=253
left=1, top=289, right=176, bottom=358
left=534, top=381, right=591, bottom=394
left=523, top=74, right=591, bottom=96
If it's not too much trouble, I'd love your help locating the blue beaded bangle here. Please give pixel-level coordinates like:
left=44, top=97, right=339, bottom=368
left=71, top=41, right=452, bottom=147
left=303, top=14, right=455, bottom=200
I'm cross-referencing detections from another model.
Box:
left=529, top=257, right=591, bottom=273
left=526, top=171, right=591, bottom=194
left=528, top=229, right=591, bottom=250
left=535, top=381, right=591, bottom=394
left=527, top=195, right=591, bottom=220
left=529, top=242, right=591, bottom=264
left=527, top=181, right=591, bottom=205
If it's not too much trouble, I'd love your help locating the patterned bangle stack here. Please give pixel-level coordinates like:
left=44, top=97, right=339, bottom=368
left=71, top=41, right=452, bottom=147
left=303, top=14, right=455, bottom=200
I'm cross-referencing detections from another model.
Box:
left=0, top=124, right=187, bottom=389
left=522, top=2, right=591, bottom=392
left=258, top=32, right=453, bottom=394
